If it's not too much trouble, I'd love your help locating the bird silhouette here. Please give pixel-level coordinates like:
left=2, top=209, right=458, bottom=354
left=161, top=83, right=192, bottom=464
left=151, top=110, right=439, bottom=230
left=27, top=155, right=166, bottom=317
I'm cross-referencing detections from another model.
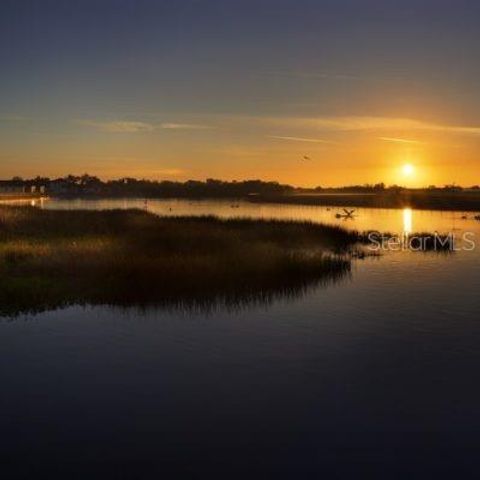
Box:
left=335, top=208, right=356, bottom=219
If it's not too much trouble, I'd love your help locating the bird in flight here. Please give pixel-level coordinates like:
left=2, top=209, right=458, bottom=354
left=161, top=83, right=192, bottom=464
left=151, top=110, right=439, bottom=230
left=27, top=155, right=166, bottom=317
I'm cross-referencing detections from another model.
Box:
left=302, top=155, right=311, bottom=161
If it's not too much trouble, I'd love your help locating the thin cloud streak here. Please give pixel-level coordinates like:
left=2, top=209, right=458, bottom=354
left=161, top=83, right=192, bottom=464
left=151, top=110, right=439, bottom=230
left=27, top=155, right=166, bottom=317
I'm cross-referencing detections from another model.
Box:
left=79, top=120, right=212, bottom=133
left=159, top=123, right=212, bottom=130
left=379, top=137, right=425, bottom=145
left=311, top=117, right=480, bottom=134
left=268, top=135, right=333, bottom=144
left=79, top=120, right=155, bottom=133
left=260, top=116, right=480, bottom=135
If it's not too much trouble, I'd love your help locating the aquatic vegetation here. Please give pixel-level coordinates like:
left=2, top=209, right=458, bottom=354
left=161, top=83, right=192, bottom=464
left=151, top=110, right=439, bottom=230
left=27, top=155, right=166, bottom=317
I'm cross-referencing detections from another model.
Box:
left=0, top=206, right=456, bottom=316
left=0, top=206, right=357, bottom=316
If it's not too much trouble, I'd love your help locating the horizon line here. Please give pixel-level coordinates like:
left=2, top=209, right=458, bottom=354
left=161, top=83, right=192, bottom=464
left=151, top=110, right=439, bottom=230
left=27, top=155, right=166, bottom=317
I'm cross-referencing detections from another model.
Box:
left=0, top=175, right=476, bottom=190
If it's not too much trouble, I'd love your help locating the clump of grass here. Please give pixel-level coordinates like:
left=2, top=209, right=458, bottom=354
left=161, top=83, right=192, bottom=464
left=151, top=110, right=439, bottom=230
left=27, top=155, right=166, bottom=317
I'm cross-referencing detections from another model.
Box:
left=0, top=206, right=358, bottom=316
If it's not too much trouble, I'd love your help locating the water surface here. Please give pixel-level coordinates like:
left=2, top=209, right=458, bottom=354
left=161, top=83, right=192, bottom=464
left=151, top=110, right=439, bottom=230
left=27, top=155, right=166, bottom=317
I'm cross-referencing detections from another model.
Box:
left=2, top=199, right=480, bottom=478
left=38, top=196, right=479, bottom=234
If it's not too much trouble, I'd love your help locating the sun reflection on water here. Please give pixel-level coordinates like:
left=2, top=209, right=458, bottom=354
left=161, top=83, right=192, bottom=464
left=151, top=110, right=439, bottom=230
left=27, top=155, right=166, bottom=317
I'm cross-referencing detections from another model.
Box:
left=403, top=208, right=413, bottom=234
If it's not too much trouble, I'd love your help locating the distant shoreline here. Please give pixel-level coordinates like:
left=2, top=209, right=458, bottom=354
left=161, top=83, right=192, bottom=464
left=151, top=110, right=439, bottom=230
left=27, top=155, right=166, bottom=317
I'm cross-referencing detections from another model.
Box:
left=249, top=191, right=480, bottom=212
left=42, top=191, right=480, bottom=212
left=0, top=194, right=47, bottom=202
left=2, top=176, right=480, bottom=211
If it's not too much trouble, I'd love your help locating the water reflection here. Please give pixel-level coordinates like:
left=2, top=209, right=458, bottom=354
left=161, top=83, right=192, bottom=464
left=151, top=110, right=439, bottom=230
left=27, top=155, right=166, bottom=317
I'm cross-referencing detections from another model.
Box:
left=403, top=207, right=413, bottom=234
left=0, top=262, right=351, bottom=318
left=2, top=202, right=480, bottom=477
left=41, top=197, right=480, bottom=237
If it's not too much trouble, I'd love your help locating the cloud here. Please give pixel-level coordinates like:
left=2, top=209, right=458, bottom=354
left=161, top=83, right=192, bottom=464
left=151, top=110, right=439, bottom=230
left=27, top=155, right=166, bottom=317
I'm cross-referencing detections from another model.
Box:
left=261, top=116, right=480, bottom=135
left=79, top=120, right=212, bottom=133
left=312, top=117, right=480, bottom=135
left=379, top=137, right=425, bottom=145
left=268, top=135, right=333, bottom=144
left=80, top=120, right=155, bottom=133
left=159, top=123, right=212, bottom=130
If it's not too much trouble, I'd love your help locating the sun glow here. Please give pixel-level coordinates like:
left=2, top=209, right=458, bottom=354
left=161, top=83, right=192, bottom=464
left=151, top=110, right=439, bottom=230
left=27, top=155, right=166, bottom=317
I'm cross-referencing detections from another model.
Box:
left=402, top=163, right=415, bottom=177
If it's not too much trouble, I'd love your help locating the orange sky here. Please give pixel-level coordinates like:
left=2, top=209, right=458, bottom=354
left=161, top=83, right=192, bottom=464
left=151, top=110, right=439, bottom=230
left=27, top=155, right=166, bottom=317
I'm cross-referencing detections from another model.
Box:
left=1, top=114, right=479, bottom=187
left=1, top=1, right=480, bottom=187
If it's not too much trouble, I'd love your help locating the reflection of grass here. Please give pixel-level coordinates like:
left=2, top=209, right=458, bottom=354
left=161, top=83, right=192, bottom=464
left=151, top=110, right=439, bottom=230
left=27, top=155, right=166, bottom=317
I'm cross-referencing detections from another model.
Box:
left=0, top=207, right=359, bottom=316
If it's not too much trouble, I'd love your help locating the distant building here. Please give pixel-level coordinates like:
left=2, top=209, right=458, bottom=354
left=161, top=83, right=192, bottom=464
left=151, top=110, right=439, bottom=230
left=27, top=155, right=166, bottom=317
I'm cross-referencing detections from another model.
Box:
left=0, top=180, right=45, bottom=197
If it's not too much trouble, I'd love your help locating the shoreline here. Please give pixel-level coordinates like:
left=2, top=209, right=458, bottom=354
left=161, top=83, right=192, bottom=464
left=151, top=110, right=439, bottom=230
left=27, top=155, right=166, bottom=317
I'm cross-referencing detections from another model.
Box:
left=249, top=192, right=480, bottom=212
left=0, top=194, right=47, bottom=202
left=41, top=193, right=480, bottom=213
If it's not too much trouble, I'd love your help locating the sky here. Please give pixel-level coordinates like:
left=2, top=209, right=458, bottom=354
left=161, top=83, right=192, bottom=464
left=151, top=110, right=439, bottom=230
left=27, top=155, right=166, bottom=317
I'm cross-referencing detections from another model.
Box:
left=1, top=0, right=480, bottom=187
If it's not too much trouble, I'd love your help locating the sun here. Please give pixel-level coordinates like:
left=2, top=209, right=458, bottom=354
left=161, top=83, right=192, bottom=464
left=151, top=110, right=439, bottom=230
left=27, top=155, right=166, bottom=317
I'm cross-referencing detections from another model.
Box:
left=402, top=163, right=415, bottom=177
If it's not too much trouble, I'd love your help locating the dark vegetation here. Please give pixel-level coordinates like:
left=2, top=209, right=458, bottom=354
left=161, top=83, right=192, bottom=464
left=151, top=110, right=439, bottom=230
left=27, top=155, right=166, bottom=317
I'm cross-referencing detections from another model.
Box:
left=0, top=206, right=456, bottom=316
left=0, top=206, right=358, bottom=316
left=22, top=175, right=295, bottom=198
left=5, top=175, right=480, bottom=211
left=251, top=190, right=480, bottom=212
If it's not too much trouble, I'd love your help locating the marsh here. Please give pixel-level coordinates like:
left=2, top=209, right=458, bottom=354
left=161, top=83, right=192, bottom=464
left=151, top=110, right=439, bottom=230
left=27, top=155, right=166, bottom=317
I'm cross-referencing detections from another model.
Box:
left=1, top=200, right=480, bottom=478
left=0, top=206, right=359, bottom=315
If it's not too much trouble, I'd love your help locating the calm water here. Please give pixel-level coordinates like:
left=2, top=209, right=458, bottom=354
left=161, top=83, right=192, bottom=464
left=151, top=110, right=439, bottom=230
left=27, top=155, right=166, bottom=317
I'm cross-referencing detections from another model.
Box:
left=2, top=199, right=480, bottom=478
left=35, top=196, right=480, bottom=234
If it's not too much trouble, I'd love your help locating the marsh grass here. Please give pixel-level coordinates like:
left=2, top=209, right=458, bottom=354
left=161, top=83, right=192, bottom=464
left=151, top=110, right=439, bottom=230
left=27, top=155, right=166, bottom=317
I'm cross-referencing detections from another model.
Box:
left=0, top=206, right=359, bottom=316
